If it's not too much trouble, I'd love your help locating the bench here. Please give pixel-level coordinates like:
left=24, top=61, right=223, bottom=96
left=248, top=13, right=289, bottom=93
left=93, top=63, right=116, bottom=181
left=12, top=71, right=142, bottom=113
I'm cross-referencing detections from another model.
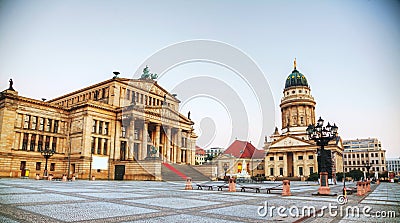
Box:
left=216, top=184, right=229, bottom=191
left=240, top=185, right=261, bottom=193
left=266, top=184, right=282, bottom=194
left=196, top=184, right=214, bottom=190
left=344, top=187, right=357, bottom=195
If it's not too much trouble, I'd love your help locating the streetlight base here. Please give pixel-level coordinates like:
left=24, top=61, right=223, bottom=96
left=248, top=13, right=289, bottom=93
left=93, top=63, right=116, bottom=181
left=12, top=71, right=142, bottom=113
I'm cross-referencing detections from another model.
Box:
left=318, top=172, right=331, bottom=195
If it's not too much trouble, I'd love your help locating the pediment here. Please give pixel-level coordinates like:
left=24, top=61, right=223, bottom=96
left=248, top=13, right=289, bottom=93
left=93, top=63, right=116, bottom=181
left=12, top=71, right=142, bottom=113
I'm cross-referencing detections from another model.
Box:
left=270, top=135, right=313, bottom=148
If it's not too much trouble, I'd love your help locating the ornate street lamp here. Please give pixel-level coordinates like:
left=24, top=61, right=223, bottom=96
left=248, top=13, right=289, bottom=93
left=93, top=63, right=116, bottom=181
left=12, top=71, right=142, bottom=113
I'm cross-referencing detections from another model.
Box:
left=41, top=149, right=55, bottom=177
left=365, top=160, right=371, bottom=181
left=306, top=117, right=339, bottom=195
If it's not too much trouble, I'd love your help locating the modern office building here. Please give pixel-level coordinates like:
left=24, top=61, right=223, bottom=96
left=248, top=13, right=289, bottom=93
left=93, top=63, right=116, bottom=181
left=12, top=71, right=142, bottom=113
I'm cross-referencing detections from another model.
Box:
left=0, top=69, right=197, bottom=180
left=386, top=157, right=400, bottom=176
left=343, top=138, right=386, bottom=174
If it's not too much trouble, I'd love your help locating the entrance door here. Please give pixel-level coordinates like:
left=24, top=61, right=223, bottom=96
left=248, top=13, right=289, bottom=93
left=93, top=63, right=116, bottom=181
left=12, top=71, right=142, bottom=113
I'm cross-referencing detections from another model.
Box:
left=287, top=152, right=293, bottom=177
left=20, top=161, right=26, bottom=177
left=114, top=165, right=125, bottom=180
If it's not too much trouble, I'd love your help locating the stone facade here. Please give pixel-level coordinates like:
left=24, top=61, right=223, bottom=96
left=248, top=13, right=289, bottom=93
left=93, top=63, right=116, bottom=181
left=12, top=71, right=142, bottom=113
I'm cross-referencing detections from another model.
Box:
left=264, top=64, right=343, bottom=180
left=0, top=77, right=196, bottom=180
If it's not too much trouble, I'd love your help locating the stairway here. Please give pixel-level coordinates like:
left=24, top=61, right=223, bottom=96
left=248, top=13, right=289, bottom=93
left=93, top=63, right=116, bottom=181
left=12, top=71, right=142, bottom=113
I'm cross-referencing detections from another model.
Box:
left=161, top=163, right=210, bottom=182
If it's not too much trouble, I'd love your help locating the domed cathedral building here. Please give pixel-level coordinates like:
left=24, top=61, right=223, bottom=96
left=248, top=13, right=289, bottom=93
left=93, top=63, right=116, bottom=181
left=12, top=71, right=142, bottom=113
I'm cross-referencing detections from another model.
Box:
left=264, top=60, right=343, bottom=180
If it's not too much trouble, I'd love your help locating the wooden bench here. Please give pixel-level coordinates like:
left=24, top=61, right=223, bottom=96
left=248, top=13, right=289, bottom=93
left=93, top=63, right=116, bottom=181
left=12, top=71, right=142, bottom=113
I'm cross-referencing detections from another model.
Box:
left=216, top=184, right=229, bottom=191
left=344, top=187, right=357, bottom=195
left=266, top=184, right=282, bottom=194
left=240, top=185, right=261, bottom=193
left=196, top=184, right=214, bottom=190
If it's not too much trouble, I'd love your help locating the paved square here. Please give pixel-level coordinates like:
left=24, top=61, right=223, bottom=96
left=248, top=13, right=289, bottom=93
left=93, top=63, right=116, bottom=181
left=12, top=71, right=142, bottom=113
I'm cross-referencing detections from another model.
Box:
left=0, top=179, right=398, bottom=222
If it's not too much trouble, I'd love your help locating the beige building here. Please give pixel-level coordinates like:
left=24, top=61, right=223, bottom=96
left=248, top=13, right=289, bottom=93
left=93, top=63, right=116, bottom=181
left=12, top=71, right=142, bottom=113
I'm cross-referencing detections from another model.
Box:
left=343, top=138, right=386, bottom=174
left=0, top=71, right=197, bottom=180
left=264, top=62, right=343, bottom=179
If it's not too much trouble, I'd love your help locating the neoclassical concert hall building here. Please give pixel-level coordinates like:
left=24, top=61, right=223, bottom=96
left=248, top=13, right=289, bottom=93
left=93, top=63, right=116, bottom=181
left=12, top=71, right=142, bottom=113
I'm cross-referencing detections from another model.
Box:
left=0, top=70, right=197, bottom=180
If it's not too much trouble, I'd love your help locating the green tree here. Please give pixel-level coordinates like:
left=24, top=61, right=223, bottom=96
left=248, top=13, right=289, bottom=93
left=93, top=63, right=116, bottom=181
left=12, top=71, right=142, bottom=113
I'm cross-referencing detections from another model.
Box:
left=347, top=170, right=363, bottom=181
left=307, top=172, right=319, bottom=181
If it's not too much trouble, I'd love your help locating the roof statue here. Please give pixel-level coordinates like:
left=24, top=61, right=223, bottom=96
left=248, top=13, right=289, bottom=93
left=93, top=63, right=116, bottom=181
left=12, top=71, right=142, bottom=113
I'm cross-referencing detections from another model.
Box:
left=188, top=111, right=191, bottom=120
left=140, top=66, right=158, bottom=80
left=8, top=78, right=15, bottom=91
left=294, top=58, right=297, bottom=70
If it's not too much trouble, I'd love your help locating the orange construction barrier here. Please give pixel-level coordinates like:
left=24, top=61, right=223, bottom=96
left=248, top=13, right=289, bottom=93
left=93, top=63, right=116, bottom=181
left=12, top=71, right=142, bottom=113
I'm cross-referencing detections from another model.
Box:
left=282, top=180, right=291, bottom=196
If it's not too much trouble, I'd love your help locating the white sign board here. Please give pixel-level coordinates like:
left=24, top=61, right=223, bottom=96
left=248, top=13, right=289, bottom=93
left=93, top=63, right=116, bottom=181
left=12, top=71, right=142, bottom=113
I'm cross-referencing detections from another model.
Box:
left=92, top=155, right=109, bottom=170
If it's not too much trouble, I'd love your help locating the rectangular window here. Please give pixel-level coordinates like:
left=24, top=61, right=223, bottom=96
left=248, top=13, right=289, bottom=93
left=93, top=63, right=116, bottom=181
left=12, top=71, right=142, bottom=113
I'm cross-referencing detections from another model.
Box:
left=352, top=154, right=355, bottom=158
left=24, top=115, right=30, bottom=129
left=366, top=153, right=368, bottom=158
left=121, top=126, right=126, bottom=138
left=45, top=119, right=52, bottom=132
left=371, top=153, right=374, bottom=157
left=91, top=137, right=95, bottom=154
left=38, top=135, right=43, bottom=151
left=31, top=116, right=37, bottom=130
left=270, top=168, right=274, bottom=176
left=126, top=89, right=130, bottom=100
left=309, top=167, right=314, bottom=174
left=98, top=121, right=103, bottom=134
left=30, top=134, right=36, bottom=151
left=36, top=162, right=41, bottom=170
left=103, top=139, right=108, bottom=155
left=308, top=155, right=313, bottom=160
left=269, top=157, right=274, bottom=161
left=39, top=118, right=44, bottom=131
left=375, top=153, right=378, bottom=157
left=371, top=160, right=374, bottom=164
left=361, top=154, right=364, bottom=158
left=53, top=120, right=59, bottom=133
left=376, top=167, right=379, bottom=172
left=104, top=122, right=109, bottom=135
left=92, top=120, right=97, bottom=133
left=120, top=141, right=126, bottom=161
left=97, top=138, right=102, bottom=154
left=52, top=137, right=57, bottom=151
left=279, top=168, right=283, bottom=176
left=357, top=154, right=359, bottom=158
left=279, top=156, right=283, bottom=160
left=344, top=154, right=347, bottom=158
left=298, top=156, right=303, bottom=160
left=299, top=167, right=303, bottom=176
left=134, top=129, right=139, bottom=140
left=22, top=133, right=29, bottom=150
left=50, top=163, right=55, bottom=171
left=45, top=136, right=50, bottom=150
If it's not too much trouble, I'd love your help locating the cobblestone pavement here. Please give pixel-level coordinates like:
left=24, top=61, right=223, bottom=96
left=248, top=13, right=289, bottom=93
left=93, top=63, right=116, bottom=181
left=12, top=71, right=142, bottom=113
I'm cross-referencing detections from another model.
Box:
left=0, top=179, right=398, bottom=223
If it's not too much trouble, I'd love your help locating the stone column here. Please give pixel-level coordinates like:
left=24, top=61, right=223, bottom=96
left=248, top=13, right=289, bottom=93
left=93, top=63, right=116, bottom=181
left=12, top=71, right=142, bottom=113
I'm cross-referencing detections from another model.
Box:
left=293, top=152, right=297, bottom=177
left=27, top=133, right=32, bottom=151
left=177, top=129, right=182, bottom=163
left=166, top=126, right=171, bottom=162
left=35, top=134, right=39, bottom=152
left=128, top=119, right=135, bottom=160
left=155, top=124, right=161, bottom=158
left=142, top=121, right=148, bottom=159
left=283, top=153, right=288, bottom=176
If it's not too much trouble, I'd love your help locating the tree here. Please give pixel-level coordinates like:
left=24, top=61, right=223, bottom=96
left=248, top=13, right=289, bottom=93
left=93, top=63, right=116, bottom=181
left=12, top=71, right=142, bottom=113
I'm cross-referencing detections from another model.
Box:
left=347, top=170, right=363, bottom=181
left=307, top=172, right=319, bottom=181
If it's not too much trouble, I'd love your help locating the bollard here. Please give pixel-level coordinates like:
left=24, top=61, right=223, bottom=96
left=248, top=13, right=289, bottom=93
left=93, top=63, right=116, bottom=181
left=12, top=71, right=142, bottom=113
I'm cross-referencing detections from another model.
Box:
left=282, top=180, right=291, bottom=196
left=367, top=181, right=371, bottom=192
left=357, top=181, right=363, bottom=196
left=48, top=175, right=53, bottom=181
left=228, top=177, right=236, bottom=192
left=185, top=177, right=193, bottom=190
left=35, top=174, right=40, bottom=180
left=62, top=174, right=67, bottom=182
left=376, top=179, right=380, bottom=185
left=72, top=175, right=76, bottom=181
left=91, top=175, right=95, bottom=181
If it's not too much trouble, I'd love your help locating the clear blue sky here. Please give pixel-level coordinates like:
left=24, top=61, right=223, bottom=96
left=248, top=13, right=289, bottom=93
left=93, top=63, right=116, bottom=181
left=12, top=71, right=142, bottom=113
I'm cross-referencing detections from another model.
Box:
left=1, top=0, right=399, bottom=157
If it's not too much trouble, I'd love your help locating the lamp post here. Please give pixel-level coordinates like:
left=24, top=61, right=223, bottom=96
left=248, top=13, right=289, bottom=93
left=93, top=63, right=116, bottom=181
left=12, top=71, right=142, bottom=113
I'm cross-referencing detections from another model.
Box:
left=223, top=163, right=228, bottom=182
left=41, top=149, right=55, bottom=177
left=365, top=161, right=371, bottom=181
left=306, top=117, right=338, bottom=195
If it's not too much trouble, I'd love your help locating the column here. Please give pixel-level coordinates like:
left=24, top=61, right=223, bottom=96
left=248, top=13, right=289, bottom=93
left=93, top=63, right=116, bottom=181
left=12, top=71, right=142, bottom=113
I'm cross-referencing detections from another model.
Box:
left=274, top=153, right=278, bottom=177
left=127, top=119, right=135, bottom=160
left=35, top=134, right=39, bottom=152
left=283, top=153, right=288, bottom=176
left=166, top=126, right=171, bottom=162
left=155, top=124, right=161, bottom=158
left=293, top=152, right=297, bottom=177
left=177, top=129, right=182, bottom=163
left=27, top=133, right=32, bottom=151
left=141, top=121, right=148, bottom=159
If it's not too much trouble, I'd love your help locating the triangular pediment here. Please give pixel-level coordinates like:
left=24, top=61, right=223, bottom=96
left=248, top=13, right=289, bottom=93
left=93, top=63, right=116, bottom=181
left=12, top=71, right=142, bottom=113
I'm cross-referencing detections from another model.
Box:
left=269, top=135, right=313, bottom=148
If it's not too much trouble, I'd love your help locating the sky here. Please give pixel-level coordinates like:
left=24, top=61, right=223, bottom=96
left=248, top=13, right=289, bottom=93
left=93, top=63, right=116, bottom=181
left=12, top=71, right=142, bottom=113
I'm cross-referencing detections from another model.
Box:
left=0, top=0, right=399, bottom=157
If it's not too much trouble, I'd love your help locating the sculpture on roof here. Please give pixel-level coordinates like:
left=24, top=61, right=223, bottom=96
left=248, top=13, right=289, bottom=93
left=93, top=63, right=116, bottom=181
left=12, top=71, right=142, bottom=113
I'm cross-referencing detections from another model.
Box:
left=140, top=66, right=158, bottom=80
left=8, top=78, right=14, bottom=91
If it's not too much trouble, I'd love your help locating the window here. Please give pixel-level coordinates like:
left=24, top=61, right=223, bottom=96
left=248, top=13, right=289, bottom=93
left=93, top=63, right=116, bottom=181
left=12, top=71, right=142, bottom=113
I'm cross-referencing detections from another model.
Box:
left=357, top=161, right=360, bottom=165
left=344, top=161, right=347, bottom=165
left=270, top=168, right=274, bottom=176
left=22, top=133, right=29, bottom=150
left=50, top=163, right=55, bottom=171
left=279, top=168, right=283, bottom=176
left=279, top=156, right=283, bottom=161
left=45, top=119, right=52, bottom=132
left=126, top=89, right=131, bottom=100
left=38, top=135, right=43, bottom=151
left=121, top=126, right=126, bottom=138
left=308, top=155, right=313, bottom=160
left=299, top=167, right=303, bottom=176
left=371, top=153, right=374, bottom=157
left=366, top=153, right=368, bottom=158
left=36, top=162, right=41, bottom=170
left=52, top=137, right=57, bottom=151
left=39, top=118, right=44, bottom=131
left=24, top=115, right=30, bottom=129
left=97, top=138, right=102, bottom=154
left=53, top=120, right=59, bottom=133
left=92, top=120, right=97, bottom=133
left=298, top=156, right=303, bottom=160
left=30, top=134, right=36, bottom=151
left=309, top=167, right=314, bottom=174
left=98, top=122, right=103, bottom=134
left=269, top=157, right=274, bottom=161
left=120, top=141, right=126, bottom=161
left=357, top=154, right=359, bottom=158
left=45, top=136, right=50, bottom=150
left=103, top=139, right=108, bottom=155
left=134, top=129, right=139, bottom=140
left=376, top=167, right=379, bottom=172
left=375, top=153, right=378, bottom=157
left=104, top=122, right=109, bottom=135
left=344, top=154, right=347, bottom=158
left=91, top=137, right=95, bottom=154
left=382, top=160, right=384, bottom=164
left=361, top=154, right=364, bottom=158
left=352, top=154, right=355, bottom=158
left=31, top=116, right=37, bottom=130
left=371, top=160, right=374, bottom=164
left=300, top=117, right=304, bottom=125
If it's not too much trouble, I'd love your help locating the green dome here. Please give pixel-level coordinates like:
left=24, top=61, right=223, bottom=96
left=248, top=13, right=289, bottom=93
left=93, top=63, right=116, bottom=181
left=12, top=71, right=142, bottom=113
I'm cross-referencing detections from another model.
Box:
left=285, top=69, right=308, bottom=88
